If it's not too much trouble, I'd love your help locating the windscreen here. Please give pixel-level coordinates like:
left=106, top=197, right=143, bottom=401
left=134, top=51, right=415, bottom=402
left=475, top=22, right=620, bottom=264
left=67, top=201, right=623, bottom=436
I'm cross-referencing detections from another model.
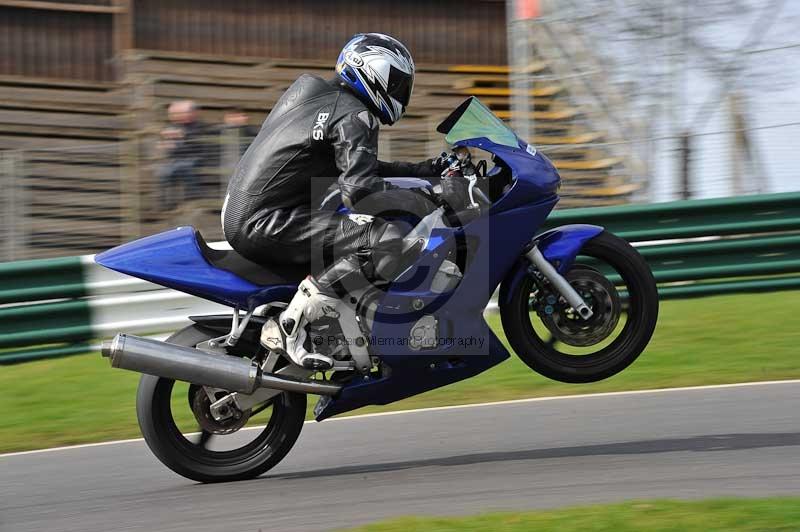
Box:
left=437, top=97, right=520, bottom=148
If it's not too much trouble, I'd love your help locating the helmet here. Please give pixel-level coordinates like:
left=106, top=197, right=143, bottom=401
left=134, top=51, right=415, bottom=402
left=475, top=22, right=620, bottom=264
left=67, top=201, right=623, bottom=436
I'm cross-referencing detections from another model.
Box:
left=336, top=33, right=415, bottom=125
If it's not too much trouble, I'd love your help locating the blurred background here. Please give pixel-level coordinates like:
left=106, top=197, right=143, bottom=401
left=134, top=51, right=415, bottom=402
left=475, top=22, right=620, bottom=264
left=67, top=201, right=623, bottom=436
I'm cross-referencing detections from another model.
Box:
left=1, top=0, right=797, bottom=262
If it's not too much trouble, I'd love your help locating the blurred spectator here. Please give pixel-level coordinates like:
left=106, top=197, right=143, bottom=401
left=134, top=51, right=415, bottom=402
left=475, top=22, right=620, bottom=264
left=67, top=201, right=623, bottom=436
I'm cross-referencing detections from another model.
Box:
left=156, top=100, right=215, bottom=209
left=221, top=107, right=259, bottom=158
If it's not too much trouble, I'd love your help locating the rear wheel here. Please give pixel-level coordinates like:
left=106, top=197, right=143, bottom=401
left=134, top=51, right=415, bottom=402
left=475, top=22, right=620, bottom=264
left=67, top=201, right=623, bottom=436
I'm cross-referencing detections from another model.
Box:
left=136, top=325, right=306, bottom=483
left=501, top=231, right=658, bottom=383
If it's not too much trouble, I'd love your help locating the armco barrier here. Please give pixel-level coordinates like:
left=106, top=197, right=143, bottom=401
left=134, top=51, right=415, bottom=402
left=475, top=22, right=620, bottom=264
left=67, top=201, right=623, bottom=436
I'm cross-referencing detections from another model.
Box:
left=540, top=191, right=800, bottom=298
left=0, top=254, right=227, bottom=364
left=1, top=191, right=799, bottom=364
left=541, top=190, right=800, bottom=240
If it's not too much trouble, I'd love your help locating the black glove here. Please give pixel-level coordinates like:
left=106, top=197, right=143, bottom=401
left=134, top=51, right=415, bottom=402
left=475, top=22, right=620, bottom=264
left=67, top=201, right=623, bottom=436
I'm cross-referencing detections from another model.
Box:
left=431, top=152, right=454, bottom=175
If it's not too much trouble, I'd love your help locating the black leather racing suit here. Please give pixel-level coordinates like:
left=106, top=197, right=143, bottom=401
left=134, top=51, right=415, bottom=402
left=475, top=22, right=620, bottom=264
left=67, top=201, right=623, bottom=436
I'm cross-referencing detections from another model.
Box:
left=222, top=74, right=439, bottom=288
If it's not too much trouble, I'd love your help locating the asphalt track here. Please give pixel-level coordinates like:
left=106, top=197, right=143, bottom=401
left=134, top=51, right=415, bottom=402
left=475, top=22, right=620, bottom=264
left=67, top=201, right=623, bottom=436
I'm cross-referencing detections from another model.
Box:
left=2, top=381, right=799, bottom=532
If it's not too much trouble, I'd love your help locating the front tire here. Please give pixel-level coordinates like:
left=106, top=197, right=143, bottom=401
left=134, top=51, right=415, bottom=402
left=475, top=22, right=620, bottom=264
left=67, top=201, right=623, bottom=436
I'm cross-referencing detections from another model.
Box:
left=136, top=325, right=307, bottom=483
left=501, top=231, right=658, bottom=383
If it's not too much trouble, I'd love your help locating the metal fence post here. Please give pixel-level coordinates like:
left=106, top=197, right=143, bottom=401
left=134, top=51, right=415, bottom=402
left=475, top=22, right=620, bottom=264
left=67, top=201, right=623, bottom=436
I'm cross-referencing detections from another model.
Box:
left=507, top=0, right=534, bottom=142
left=119, top=138, right=141, bottom=241
left=220, top=128, right=239, bottom=199
left=17, top=150, right=29, bottom=260
left=2, top=150, right=28, bottom=261
left=0, top=152, right=9, bottom=262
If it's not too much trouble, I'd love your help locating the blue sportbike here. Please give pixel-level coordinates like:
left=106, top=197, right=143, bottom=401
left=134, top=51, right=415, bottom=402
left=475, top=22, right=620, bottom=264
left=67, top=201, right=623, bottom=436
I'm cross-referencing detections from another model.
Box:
left=97, top=98, right=658, bottom=482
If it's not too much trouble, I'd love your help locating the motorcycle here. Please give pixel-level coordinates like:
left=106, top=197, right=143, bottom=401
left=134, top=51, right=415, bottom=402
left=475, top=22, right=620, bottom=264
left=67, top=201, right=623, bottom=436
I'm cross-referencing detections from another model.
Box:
left=97, top=97, right=658, bottom=482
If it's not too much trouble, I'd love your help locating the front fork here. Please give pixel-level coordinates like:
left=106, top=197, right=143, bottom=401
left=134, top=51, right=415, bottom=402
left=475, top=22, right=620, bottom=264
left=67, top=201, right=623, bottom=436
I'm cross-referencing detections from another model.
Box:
left=525, top=246, right=593, bottom=320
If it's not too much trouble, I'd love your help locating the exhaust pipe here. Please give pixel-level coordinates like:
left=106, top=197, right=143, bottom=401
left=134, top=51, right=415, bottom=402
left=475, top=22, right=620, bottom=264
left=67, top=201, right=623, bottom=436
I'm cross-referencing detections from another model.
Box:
left=101, top=334, right=340, bottom=396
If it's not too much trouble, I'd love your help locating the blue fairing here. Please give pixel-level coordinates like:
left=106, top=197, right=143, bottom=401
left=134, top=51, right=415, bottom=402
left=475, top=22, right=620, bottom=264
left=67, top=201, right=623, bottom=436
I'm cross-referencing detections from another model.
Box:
left=456, top=138, right=561, bottom=212
left=536, top=224, right=605, bottom=273
left=95, top=227, right=296, bottom=309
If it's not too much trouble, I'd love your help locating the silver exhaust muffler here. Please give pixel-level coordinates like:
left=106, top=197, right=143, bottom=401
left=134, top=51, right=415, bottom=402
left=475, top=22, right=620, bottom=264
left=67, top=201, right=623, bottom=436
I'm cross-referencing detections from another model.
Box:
left=101, top=333, right=340, bottom=396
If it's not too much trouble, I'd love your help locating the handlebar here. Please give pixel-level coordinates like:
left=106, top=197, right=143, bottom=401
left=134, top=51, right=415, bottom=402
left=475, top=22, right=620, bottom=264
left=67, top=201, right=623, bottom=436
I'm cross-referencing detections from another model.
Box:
left=438, top=148, right=489, bottom=211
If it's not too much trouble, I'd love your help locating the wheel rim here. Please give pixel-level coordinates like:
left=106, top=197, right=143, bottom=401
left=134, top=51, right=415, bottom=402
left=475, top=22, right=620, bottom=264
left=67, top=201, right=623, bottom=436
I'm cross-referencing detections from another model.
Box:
left=521, top=252, right=642, bottom=367
left=156, top=379, right=287, bottom=466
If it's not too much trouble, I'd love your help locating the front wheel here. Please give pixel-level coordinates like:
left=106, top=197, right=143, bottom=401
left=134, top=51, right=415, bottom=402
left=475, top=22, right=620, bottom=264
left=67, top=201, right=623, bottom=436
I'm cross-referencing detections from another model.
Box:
left=501, top=231, right=658, bottom=383
left=136, top=325, right=307, bottom=483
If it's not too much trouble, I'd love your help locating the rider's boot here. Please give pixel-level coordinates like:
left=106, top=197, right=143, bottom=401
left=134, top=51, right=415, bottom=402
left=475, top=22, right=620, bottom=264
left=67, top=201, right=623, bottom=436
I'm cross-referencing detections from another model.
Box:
left=260, top=277, right=340, bottom=370
left=261, top=217, right=413, bottom=370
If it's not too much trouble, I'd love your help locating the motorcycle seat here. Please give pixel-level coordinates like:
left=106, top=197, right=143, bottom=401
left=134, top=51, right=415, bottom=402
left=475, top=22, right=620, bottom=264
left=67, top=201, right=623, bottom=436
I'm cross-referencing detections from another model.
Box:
left=195, top=231, right=306, bottom=286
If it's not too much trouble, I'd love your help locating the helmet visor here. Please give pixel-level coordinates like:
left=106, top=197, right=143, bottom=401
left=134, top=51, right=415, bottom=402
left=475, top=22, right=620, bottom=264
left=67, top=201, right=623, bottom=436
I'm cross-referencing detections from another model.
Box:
left=386, top=65, right=413, bottom=110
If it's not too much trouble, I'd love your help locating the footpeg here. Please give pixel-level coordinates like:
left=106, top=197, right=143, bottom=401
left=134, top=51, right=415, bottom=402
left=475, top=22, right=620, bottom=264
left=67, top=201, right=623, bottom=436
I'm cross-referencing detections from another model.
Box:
left=301, top=353, right=334, bottom=371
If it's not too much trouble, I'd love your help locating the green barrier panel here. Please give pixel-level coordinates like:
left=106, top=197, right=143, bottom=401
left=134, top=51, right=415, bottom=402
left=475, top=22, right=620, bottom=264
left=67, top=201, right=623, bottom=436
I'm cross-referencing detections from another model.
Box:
left=0, top=342, right=93, bottom=365
left=652, top=260, right=800, bottom=283
left=643, top=234, right=800, bottom=283
left=581, top=234, right=800, bottom=282
left=0, top=325, right=95, bottom=350
left=658, top=276, right=800, bottom=299
left=0, top=256, right=87, bottom=305
left=0, top=299, right=93, bottom=349
left=543, top=191, right=800, bottom=240
left=638, top=234, right=800, bottom=257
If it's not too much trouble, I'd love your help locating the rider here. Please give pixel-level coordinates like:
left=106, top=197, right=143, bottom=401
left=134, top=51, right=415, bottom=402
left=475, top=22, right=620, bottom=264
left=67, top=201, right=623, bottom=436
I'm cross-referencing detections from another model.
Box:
left=222, top=33, right=448, bottom=370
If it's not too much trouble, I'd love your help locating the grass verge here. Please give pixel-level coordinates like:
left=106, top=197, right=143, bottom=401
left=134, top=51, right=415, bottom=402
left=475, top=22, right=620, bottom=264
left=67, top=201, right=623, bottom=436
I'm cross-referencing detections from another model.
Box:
left=1, top=290, right=799, bottom=453
left=342, top=498, right=800, bottom=532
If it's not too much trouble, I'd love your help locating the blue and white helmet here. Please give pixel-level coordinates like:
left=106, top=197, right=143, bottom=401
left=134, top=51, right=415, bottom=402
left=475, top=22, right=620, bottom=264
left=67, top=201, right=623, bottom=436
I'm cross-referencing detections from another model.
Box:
left=336, top=33, right=415, bottom=125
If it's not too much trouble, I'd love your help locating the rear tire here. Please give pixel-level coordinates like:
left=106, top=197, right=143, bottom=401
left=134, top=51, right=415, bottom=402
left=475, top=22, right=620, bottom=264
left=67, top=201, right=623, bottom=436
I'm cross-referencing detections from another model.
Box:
left=136, top=325, right=306, bottom=483
left=501, top=231, right=658, bottom=383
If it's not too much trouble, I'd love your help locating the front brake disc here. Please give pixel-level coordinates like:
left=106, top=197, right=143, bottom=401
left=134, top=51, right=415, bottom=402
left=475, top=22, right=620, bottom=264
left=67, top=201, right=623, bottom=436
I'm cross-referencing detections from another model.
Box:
left=541, top=266, right=621, bottom=347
